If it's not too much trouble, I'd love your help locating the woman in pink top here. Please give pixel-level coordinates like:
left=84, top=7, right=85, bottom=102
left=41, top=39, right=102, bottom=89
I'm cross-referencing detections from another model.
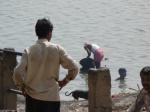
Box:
left=84, top=42, right=104, bottom=68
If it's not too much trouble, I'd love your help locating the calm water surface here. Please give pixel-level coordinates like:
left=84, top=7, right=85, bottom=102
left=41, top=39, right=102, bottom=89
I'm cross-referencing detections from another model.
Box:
left=0, top=0, right=150, bottom=100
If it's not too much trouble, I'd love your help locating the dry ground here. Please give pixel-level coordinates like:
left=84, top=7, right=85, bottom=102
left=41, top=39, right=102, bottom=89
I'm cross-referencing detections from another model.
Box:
left=16, top=92, right=138, bottom=112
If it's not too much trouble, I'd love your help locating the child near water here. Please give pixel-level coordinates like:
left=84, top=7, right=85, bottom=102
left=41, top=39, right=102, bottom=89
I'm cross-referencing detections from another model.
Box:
left=115, top=68, right=127, bottom=81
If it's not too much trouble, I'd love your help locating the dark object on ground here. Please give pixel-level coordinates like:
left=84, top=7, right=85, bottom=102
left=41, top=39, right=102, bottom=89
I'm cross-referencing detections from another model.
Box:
left=79, top=58, right=94, bottom=73
left=65, top=90, right=88, bottom=100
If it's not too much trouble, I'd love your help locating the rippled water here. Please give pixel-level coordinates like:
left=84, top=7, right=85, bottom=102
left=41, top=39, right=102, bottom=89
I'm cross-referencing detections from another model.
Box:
left=0, top=0, right=150, bottom=101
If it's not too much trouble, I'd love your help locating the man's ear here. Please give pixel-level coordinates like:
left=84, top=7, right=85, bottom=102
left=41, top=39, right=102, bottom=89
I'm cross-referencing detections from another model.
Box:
left=47, top=31, right=52, bottom=41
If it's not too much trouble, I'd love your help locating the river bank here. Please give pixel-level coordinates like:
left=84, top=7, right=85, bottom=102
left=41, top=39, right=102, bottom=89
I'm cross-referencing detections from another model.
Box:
left=16, top=92, right=138, bottom=112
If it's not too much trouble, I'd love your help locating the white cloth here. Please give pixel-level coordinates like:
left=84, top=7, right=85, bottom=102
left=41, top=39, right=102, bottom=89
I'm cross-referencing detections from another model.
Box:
left=91, top=44, right=100, bottom=53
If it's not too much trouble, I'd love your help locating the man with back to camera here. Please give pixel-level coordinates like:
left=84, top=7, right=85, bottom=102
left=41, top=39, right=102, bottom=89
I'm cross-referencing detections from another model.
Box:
left=127, top=66, right=150, bottom=112
left=13, top=18, right=78, bottom=112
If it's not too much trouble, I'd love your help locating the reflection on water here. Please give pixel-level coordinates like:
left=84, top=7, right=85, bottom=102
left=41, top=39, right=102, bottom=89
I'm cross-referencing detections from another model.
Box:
left=80, top=70, right=128, bottom=93
left=118, top=80, right=127, bottom=93
left=80, top=73, right=88, bottom=89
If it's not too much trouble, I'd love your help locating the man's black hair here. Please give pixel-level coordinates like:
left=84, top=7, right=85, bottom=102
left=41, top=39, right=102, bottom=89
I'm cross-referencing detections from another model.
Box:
left=35, top=18, right=53, bottom=38
left=140, top=66, right=150, bottom=76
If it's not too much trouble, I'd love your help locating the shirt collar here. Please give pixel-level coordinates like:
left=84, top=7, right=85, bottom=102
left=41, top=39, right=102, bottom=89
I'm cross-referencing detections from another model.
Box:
left=36, top=39, right=48, bottom=43
left=141, top=88, right=149, bottom=94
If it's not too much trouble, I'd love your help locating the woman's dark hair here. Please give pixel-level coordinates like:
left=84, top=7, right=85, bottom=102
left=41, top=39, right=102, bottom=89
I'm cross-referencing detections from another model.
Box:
left=140, top=66, right=150, bottom=77
left=35, top=18, right=53, bottom=38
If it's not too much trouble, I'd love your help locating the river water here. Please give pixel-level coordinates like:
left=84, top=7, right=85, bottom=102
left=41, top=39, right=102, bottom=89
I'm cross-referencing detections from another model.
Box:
left=0, top=0, right=150, bottom=101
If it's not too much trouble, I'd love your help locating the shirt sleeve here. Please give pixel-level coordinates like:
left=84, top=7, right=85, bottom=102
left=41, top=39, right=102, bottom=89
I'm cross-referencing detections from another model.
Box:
left=12, top=52, right=27, bottom=88
left=127, top=90, right=145, bottom=112
left=58, top=46, right=78, bottom=83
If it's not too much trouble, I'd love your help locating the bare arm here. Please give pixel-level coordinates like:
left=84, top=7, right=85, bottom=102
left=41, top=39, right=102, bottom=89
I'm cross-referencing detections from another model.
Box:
left=84, top=46, right=91, bottom=58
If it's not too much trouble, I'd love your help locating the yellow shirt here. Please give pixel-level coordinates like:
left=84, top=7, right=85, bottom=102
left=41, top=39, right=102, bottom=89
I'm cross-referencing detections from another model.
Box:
left=13, top=39, right=78, bottom=101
